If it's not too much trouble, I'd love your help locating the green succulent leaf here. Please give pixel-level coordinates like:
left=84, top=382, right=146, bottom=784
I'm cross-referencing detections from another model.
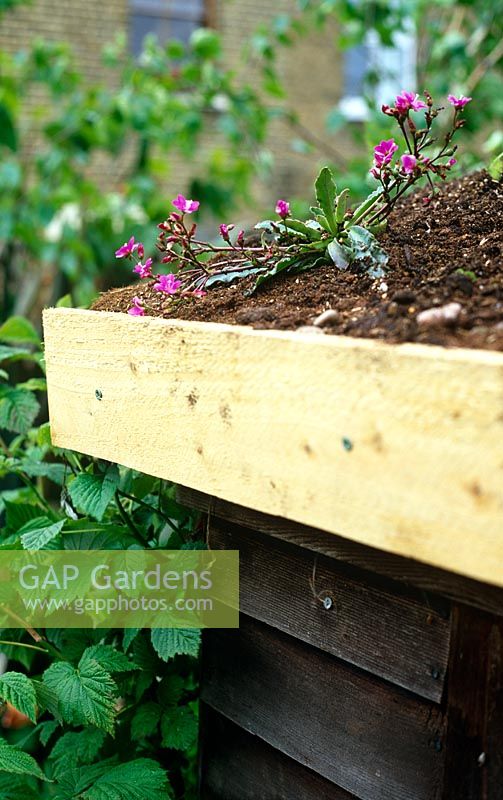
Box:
left=327, top=240, right=353, bottom=270
left=283, top=218, right=322, bottom=239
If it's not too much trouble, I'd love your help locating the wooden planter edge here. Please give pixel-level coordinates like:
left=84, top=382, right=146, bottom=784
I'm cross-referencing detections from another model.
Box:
left=42, top=307, right=503, bottom=588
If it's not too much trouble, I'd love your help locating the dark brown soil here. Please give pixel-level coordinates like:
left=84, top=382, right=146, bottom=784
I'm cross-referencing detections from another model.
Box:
left=92, top=170, right=503, bottom=351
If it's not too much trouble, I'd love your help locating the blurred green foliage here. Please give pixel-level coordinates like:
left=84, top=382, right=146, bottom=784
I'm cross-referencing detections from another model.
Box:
left=0, top=0, right=501, bottom=319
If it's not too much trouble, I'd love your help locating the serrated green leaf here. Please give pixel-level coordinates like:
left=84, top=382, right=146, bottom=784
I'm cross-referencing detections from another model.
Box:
left=38, top=719, right=60, bottom=747
left=161, top=705, right=197, bottom=751
left=0, top=672, right=37, bottom=722
left=157, top=675, right=184, bottom=709
left=43, top=655, right=118, bottom=734
left=81, top=758, right=171, bottom=800
left=0, top=318, right=40, bottom=346
left=0, top=739, right=47, bottom=781
left=49, top=729, right=106, bottom=775
left=0, top=388, right=40, bottom=434
left=327, top=240, right=352, bottom=270
left=123, top=628, right=140, bottom=651
left=69, top=464, right=120, bottom=521
left=315, top=166, right=337, bottom=233
left=33, top=680, right=62, bottom=722
left=150, top=629, right=200, bottom=662
left=19, top=516, right=65, bottom=549
left=82, top=645, right=137, bottom=673
left=16, top=459, right=66, bottom=484
left=4, top=502, right=44, bottom=533
left=0, top=773, right=41, bottom=799
left=131, top=701, right=161, bottom=741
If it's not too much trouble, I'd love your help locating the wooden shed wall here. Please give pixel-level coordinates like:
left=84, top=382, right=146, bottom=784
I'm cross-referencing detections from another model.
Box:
left=178, top=489, right=503, bottom=800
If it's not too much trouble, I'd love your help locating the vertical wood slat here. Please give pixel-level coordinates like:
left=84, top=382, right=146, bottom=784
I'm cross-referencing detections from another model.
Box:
left=209, top=520, right=451, bottom=702
left=202, top=616, right=446, bottom=800
left=442, top=606, right=503, bottom=799
left=201, top=706, right=358, bottom=800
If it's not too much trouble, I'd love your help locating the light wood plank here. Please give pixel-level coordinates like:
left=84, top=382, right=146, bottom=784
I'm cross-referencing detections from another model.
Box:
left=43, top=308, right=503, bottom=587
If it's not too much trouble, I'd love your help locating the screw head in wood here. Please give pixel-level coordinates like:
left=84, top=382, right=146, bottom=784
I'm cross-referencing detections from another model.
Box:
left=323, top=596, right=333, bottom=610
left=95, top=389, right=103, bottom=401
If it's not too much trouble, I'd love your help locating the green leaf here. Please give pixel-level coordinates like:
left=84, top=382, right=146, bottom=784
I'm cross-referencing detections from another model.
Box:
left=327, top=240, right=352, bottom=270
left=123, top=628, right=140, bottom=651
left=33, top=680, right=62, bottom=722
left=0, top=739, right=47, bottom=781
left=283, top=218, right=322, bottom=239
left=0, top=672, right=37, bottom=722
left=150, top=629, right=201, bottom=662
left=17, top=378, right=47, bottom=392
left=69, top=464, right=120, bottom=521
left=161, top=705, right=198, bottom=751
left=49, top=729, right=106, bottom=774
left=335, top=188, right=350, bottom=224
left=0, top=388, right=40, bottom=434
left=252, top=255, right=297, bottom=292
left=0, top=103, right=18, bottom=152
left=0, top=345, right=37, bottom=364
left=43, top=655, right=118, bottom=734
left=19, top=516, right=65, bottom=549
left=488, top=152, right=503, bottom=181
left=315, top=166, right=337, bottom=233
left=38, top=719, right=60, bottom=747
left=4, top=501, right=45, bottom=532
left=0, top=318, right=40, bottom=346
left=131, top=701, right=161, bottom=741
left=254, top=219, right=280, bottom=234
left=82, top=644, right=137, bottom=673
left=81, top=758, right=171, bottom=800
left=0, top=774, right=40, bottom=800
left=205, top=266, right=264, bottom=289
left=350, top=188, right=383, bottom=225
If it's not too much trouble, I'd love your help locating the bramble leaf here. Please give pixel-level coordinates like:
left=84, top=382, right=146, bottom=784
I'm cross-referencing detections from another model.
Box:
left=131, top=701, right=162, bottom=741
left=69, top=464, right=120, bottom=521
left=49, top=729, right=106, bottom=774
left=43, top=655, right=118, bottom=733
left=19, top=516, right=65, bottom=550
left=0, top=388, right=40, bottom=434
left=150, top=629, right=201, bottom=662
left=0, top=672, right=37, bottom=722
left=82, top=644, right=137, bottom=673
left=0, top=318, right=40, bottom=346
left=161, top=705, right=198, bottom=751
left=81, top=758, right=171, bottom=800
left=0, top=739, right=47, bottom=781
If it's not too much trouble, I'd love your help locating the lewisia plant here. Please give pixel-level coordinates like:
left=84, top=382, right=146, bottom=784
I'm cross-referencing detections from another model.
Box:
left=115, top=91, right=471, bottom=315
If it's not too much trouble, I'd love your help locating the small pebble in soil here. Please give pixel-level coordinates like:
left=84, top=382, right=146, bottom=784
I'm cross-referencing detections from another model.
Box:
left=312, top=309, right=340, bottom=327
left=296, top=325, right=325, bottom=335
left=416, top=302, right=462, bottom=329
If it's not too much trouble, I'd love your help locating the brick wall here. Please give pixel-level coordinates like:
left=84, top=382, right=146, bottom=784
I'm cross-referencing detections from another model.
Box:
left=0, top=0, right=353, bottom=217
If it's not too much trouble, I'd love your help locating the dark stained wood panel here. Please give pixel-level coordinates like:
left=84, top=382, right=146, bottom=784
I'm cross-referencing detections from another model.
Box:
left=201, top=706, right=357, bottom=800
left=209, top=521, right=450, bottom=702
left=202, top=617, right=446, bottom=800
left=442, top=605, right=503, bottom=799
left=178, top=486, right=503, bottom=617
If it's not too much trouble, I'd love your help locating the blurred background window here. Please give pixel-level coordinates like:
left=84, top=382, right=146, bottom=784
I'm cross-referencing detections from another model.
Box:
left=130, top=0, right=207, bottom=56
left=340, top=25, right=416, bottom=120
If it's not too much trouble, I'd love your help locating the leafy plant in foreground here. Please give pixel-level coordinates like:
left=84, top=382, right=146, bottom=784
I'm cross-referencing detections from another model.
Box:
left=116, top=90, right=471, bottom=314
left=0, top=318, right=202, bottom=798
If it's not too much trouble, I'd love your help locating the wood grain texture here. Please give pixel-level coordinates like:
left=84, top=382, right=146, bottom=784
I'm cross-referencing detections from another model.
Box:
left=209, top=520, right=450, bottom=702
left=442, top=606, right=503, bottom=799
left=202, top=616, right=445, bottom=800
left=201, top=706, right=357, bottom=800
left=179, top=487, right=503, bottom=616
left=43, top=308, right=503, bottom=587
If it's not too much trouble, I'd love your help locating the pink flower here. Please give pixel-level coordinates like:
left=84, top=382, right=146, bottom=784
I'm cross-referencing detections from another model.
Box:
left=236, top=230, right=245, bottom=247
left=137, top=243, right=145, bottom=259
left=373, top=138, right=398, bottom=168
left=153, top=273, right=182, bottom=294
left=401, top=154, right=417, bottom=174
left=128, top=296, right=145, bottom=316
left=448, top=157, right=457, bottom=167
left=395, top=91, right=427, bottom=114
left=115, top=236, right=140, bottom=259
left=275, top=199, right=290, bottom=219
left=219, top=223, right=234, bottom=242
left=133, top=258, right=153, bottom=279
left=172, top=194, right=200, bottom=214
left=447, top=94, right=472, bottom=110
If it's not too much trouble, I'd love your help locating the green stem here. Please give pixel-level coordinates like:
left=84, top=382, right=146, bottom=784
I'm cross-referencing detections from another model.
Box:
left=115, top=490, right=147, bottom=543
left=0, top=640, right=49, bottom=654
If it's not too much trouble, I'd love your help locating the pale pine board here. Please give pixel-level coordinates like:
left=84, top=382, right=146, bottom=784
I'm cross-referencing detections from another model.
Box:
left=43, top=308, right=503, bottom=587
